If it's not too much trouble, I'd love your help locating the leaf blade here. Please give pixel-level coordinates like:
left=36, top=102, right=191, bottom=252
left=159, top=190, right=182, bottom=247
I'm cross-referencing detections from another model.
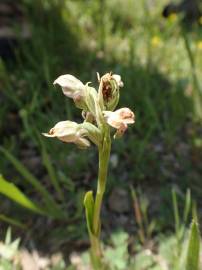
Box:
left=0, top=146, right=64, bottom=218
left=0, top=175, right=45, bottom=215
left=0, top=214, right=26, bottom=229
left=186, top=219, right=200, bottom=270
left=84, top=191, right=94, bottom=236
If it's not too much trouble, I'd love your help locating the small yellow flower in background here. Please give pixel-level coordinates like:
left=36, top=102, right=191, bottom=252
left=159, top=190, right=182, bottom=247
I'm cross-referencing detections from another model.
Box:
left=199, top=16, right=202, bottom=25
left=168, top=13, right=177, bottom=23
left=196, top=41, right=202, bottom=50
left=151, top=36, right=162, bottom=48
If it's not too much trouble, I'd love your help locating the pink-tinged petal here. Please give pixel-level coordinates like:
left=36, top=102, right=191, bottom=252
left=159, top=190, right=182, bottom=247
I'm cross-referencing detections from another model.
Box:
left=42, top=132, right=55, bottom=138
left=53, top=74, right=85, bottom=98
left=75, top=137, right=91, bottom=148
left=114, top=108, right=135, bottom=124
left=112, top=74, right=124, bottom=87
left=114, top=123, right=128, bottom=139
left=58, top=135, right=77, bottom=143
left=103, top=111, right=121, bottom=129
left=103, top=108, right=135, bottom=131
left=42, top=120, right=91, bottom=147
left=42, top=121, right=79, bottom=142
left=47, top=121, right=78, bottom=137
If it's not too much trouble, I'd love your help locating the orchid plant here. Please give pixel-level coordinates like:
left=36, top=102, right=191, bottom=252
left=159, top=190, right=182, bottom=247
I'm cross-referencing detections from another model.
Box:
left=43, top=72, right=135, bottom=269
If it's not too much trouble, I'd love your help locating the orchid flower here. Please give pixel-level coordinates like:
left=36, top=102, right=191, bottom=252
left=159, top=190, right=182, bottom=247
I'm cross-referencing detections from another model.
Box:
left=43, top=72, right=135, bottom=269
left=43, top=120, right=90, bottom=148
left=103, top=107, right=135, bottom=137
left=54, top=74, right=85, bottom=99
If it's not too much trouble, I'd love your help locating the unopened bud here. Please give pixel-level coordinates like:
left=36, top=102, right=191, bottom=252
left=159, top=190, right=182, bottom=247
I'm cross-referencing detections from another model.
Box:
left=98, top=72, right=123, bottom=111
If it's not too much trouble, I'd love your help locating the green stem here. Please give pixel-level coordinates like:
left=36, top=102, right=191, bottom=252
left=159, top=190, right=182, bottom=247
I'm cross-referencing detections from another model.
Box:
left=87, top=129, right=111, bottom=270
left=93, top=132, right=111, bottom=236
left=84, top=126, right=111, bottom=269
left=90, top=236, right=103, bottom=269
left=182, top=31, right=202, bottom=120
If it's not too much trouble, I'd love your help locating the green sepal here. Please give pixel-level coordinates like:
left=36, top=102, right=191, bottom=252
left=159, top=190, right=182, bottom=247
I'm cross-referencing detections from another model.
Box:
left=84, top=85, right=104, bottom=126
left=74, top=95, right=88, bottom=111
left=85, top=85, right=98, bottom=116
left=81, top=122, right=102, bottom=146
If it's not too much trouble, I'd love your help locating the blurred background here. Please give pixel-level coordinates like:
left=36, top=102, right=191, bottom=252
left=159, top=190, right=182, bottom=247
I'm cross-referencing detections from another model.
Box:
left=0, top=0, right=202, bottom=269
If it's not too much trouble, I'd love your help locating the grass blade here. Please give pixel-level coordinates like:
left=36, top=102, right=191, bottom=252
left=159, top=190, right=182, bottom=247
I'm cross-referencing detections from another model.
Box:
left=186, top=219, right=200, bottom=270
left=38, top=136, right=64, bottom=201
left=183, top=189, right=191, bottom=224
left=0, top=175, right=45, bottom=215
left=172, top=188, right=180, bottom=236
left=0, top=147, right=64, bottom=218
left=0, top=214, right=26, bottom=229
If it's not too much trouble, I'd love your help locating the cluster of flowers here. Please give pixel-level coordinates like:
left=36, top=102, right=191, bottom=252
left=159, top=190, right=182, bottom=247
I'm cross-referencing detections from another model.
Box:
left=43, top=72, right=135, bottom=148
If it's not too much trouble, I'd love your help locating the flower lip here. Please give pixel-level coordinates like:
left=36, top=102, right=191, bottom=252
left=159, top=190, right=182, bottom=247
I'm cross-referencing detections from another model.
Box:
left=103, top=107, right=135, bottom=138
left=103, top=107, right=135, bottom=129
left=117, top=108, right=135, bottom=123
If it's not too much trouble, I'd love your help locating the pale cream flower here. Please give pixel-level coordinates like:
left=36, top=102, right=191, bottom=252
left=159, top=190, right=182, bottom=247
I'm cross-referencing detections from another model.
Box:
left=42, top=120, right=90, bottom=148
left=112, top=74, right=124, bottom=88
left=103, top=107, right=135, bottom=137
left=53, top=74, right=85, bottom=99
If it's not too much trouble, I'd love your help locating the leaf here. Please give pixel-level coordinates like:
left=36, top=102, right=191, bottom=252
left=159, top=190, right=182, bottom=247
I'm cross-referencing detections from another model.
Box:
left=185, top=219, right=200, bottom=270
left=0, top=146, right=64, bottom=218
left=0, top=227, right=20, bottom=260
left=0, top=175, right=45, bottom=215
left=5, top=227, right=11, bottom=245
left=83, top=191, right=94, bottom=235
left=183, top=189, right=191, bottom=224
left=172, top=188, right=180, bottom=236
left=0, top=215, right=26, bottom=229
